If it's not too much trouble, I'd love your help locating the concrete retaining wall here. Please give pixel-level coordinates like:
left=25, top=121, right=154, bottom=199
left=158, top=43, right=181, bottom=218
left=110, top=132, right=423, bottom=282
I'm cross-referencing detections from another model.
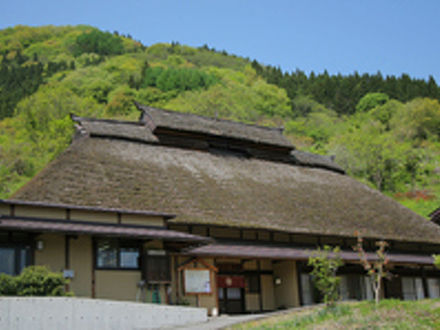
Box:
left=0, top=297, right=207, bottom=330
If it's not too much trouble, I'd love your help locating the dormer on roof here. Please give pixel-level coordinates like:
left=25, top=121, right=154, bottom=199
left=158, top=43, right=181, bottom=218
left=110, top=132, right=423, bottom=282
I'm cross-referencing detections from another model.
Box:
left=134, top=102, right=294, bottom=158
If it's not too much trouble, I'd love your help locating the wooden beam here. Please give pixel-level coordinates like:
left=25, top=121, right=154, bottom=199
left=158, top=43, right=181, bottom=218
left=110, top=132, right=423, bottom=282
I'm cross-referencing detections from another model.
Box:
left=258, top=260, right=263, bottom=312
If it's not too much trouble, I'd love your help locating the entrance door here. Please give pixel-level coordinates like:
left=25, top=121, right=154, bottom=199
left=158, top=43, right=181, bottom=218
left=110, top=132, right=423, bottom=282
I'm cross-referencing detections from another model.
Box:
left=217, top=275, right=245, bottom=314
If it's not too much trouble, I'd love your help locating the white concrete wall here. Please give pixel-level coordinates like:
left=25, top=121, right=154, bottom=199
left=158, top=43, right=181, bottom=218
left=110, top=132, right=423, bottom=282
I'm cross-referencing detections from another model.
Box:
left=0, top=297, right=207, bottom=330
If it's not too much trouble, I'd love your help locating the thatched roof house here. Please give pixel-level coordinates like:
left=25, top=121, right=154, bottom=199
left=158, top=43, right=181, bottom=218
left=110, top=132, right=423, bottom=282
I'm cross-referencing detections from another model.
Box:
left=4, top=104, right=440, bottom=313
left=12, top=105, right=440, bottom=244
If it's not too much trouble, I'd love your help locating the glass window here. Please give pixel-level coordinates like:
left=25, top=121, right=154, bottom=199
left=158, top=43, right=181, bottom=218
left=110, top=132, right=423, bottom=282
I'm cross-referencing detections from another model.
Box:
left=0, top=248, right=15, bottom=275
left=362, top=276, right=374, bottom=300
left=402, top=277, right=425, bottom=300
left=227, top=288, right=241, bottom=300
left=120, top=247, right=139, bottom=268
left=96, top=239, right=139, bottom=269
left=0, top=246, right=30, bottom=275
left=300, top=273, right=315, bottom=305
left=97, top=240, right=118, bottom=268
left=427, top=278, right=440, bottom=298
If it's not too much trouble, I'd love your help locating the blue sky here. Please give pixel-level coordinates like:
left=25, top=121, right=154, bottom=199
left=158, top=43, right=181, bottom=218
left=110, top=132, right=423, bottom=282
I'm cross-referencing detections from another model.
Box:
left=1, top=0, right=439, bottom=82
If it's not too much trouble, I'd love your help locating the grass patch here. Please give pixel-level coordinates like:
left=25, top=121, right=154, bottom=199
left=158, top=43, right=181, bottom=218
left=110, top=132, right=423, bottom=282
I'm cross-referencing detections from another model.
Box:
left=231, top=299, right=440, bottom=329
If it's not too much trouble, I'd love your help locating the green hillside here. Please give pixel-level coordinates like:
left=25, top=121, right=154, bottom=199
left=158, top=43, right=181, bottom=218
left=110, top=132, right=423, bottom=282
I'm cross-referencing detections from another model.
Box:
left=1, top=25, right=440, bottom=218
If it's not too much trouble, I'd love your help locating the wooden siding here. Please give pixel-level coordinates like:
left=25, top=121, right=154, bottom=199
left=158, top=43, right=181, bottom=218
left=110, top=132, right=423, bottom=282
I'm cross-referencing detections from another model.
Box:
left=121, top=214, right=164, bottom=227
left=34, top=233, right=65, bottom=272
left=14, top=205, right=65, bottom=220
left=95, top=270, right=141, bottom=301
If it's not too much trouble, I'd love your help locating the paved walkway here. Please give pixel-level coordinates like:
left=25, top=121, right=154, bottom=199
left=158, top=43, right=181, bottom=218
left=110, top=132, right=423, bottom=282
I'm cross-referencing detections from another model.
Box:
left=171, top=313, right=269, bottom=330
left=169, top=305, right=321, bottom=330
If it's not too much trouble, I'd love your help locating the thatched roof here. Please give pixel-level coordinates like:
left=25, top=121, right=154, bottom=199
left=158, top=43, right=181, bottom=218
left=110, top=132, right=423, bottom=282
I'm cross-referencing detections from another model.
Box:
left=291, top=150, right=344, bottom=174
left=71, top=112, right=344, bottom=174
left=12, top=114, right=440, bottom=244
left=135, top=103, right=294, bottom=150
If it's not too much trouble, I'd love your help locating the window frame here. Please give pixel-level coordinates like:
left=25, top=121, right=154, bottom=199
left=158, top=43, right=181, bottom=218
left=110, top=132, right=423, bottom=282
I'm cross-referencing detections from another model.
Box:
left=94, top=238, right=141, bottom=271
left=0, top=243, right=32, bottom=276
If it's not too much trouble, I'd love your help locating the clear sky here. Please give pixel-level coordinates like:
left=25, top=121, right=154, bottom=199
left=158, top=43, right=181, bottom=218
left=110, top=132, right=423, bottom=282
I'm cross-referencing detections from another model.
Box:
left=1, top=0, right=439, bottom=82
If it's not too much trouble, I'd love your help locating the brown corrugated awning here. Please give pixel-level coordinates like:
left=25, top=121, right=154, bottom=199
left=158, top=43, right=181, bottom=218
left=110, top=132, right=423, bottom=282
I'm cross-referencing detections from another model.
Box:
left=183, top=243, right=435, bottom=265
left=0, top=216, right=210, bottom=243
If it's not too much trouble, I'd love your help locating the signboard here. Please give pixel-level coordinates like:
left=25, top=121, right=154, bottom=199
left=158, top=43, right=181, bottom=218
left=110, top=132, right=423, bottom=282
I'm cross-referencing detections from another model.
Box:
left=184, top=269, right=211, bottom=294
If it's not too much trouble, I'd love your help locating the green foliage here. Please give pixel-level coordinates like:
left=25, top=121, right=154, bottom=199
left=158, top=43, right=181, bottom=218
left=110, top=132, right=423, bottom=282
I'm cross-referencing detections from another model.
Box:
left=257, top=65, right=440, bottom=115
left=0, top=273, right=17, bottom=295
left=308, top=245, right=344, bottom=307
left=434, top=255, right=440, bottom=269
left=73, top=29, right=124, bottom=57
left=141, top=66, right=218, bottom=92
left=356, top=92, right=390, bottom=113
left=0, top=85, right=101, bottom=196
left=136, top=87, right=178, bottom=108
left=285, top=106, right=345, bottom=152
left=0, top=266, right=72, bottom=296
left=0, top=51, right=44, bottom=119
left=163, top=67, right=290, bottom=123
left=145, top=43, right=249, bottom=70
left=104, top=85, right=137, bottom=117
left=391, top=98, right=440, bottom=140
left=369, top=99, right=402, bottom=129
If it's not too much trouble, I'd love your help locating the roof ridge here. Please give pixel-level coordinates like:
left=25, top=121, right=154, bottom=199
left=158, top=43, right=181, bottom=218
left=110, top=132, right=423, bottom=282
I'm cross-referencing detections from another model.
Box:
left=135, top=104, right=285, bottom=133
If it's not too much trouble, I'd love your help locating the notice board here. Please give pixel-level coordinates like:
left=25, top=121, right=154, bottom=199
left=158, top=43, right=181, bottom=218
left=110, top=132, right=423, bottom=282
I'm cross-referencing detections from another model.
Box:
left=184, top=269, right=212, bottom=294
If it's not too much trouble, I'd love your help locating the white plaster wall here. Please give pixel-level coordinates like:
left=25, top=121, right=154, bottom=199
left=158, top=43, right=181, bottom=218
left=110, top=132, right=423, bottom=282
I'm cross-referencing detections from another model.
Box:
left=0, top=297, right=207, bottom=330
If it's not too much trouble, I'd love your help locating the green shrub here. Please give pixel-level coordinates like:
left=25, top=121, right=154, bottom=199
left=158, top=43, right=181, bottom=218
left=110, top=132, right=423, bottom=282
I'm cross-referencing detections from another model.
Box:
left=0, top=273, right=17, bottom=295
left=0, top=266, right=72, bottom=296
left=308, top=245, right=344, bottom=307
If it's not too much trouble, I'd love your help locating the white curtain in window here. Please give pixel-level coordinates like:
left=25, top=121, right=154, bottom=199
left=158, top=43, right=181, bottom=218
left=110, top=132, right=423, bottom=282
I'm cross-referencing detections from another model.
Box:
left=362, top=276, right=374, bottom=300
left=415, top=278, right=425, bottom=300
left=427, top=278, right=440, bottom=298
left=402, top=277, right=425, bottom=300
left=300, top=273, right=314, bottom=305
left=402, top=277, right=416, bottom=300
left=339, top=275, right=349, bottom=301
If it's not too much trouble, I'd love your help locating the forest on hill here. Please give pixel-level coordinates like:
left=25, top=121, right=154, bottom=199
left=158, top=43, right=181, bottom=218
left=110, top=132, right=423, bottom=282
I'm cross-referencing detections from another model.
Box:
left=1, top=25, right=440, bottom=217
